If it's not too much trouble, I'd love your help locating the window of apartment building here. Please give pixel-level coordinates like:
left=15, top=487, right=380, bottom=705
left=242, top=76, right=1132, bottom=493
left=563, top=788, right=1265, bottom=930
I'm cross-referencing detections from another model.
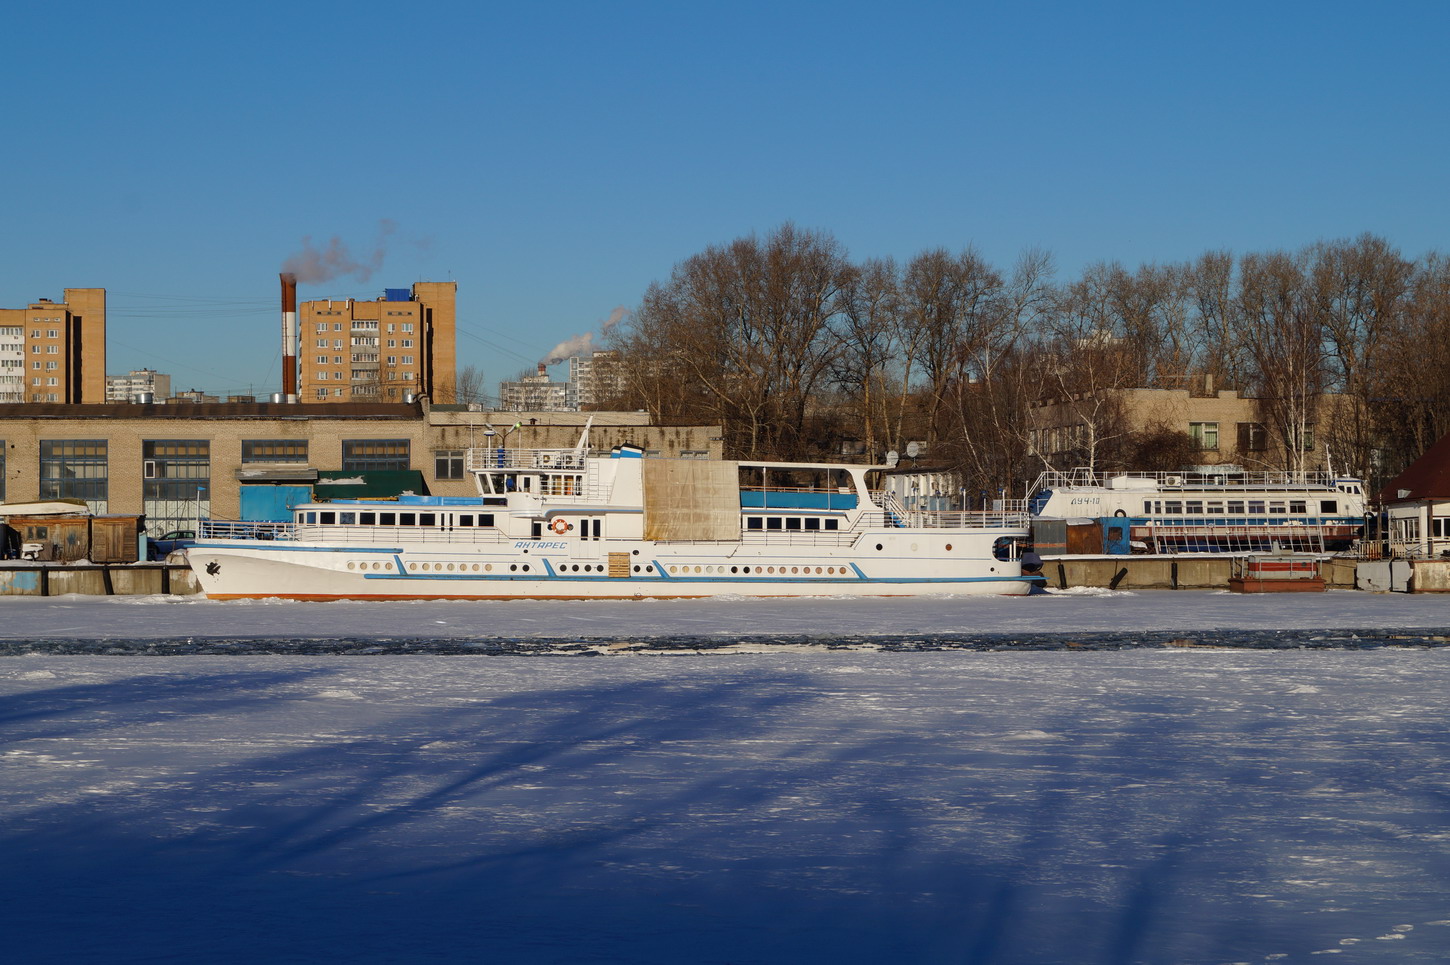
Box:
left=387, top=339, right=396, bottom=348
left=333, top=387, right=344, bottom=397
left=387, top=356, right=397, bottom=365
left=45, top=378, right=56, bottom=386
left=30, top=345, right=40, bottom=354
left=333, top=339, right=343, bottom=349
left=333, top=323, right=343, bottom=331
left=44, top=361, right=56, bottom=370
left=47, top=329, right=58, bottom=338
left=143, top=440, right=210, bottom=535
left=40, top=439, right=108, bottom=508
left=316, top=323, right=327, bottom=333
left=1189, top=422, right=1219, bottom=450
left=401, top=339, right=413, bottom=348
left=242, top=440, right=308, bottom=463
left=402, top=355, right=414, bottom=365
left=316, top=338, right=328, bottom=348
left=1236, top=423, right=1267, bottom=451
left=316, top=388, right=328, bottom=399
left=316, top=355, right=327, bottom=364
left=318, top=372, right=328, bottom=380
left=342, top=439, right=410, bottom=472
left=435, top=449, right=465, bottom=480
left=30, top=329, right=40, bottom=338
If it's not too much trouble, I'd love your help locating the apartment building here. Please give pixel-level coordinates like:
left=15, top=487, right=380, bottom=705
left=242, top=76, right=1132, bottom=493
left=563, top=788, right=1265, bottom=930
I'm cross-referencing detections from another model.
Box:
left=500, top=363, right=570, bottom=411
left=567, top=351, right=624, bottom=409
left=298, top=282, right=457, bottom=404
left=0, top=289, right=107, bottom=403
left=106, top=368, right=172, bottom=403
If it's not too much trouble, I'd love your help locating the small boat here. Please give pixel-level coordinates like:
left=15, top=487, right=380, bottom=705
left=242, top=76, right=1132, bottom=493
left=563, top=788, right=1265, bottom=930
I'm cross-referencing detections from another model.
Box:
left=186, top=427, right=1038, bottom=601
left=1022, top=466, right=1367, bottom=554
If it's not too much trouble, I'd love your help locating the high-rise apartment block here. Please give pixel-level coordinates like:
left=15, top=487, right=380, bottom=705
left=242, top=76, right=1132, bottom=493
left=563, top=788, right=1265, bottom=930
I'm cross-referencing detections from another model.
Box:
left=500, top=363, right=570, bottom=411
left=106, top=368, right=171, bottom=403
left=0, top=288, right=107, bottom=403
left=297, top=282, right=457, bottom=404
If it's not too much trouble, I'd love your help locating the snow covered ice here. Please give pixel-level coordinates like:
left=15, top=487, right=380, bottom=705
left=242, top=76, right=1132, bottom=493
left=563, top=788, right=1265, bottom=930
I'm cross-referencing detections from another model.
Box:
left=2, top=590, right=1449, bottom=963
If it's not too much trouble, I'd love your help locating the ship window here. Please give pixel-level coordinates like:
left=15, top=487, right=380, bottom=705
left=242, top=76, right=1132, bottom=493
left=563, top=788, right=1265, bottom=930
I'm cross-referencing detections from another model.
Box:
left=747, top=518, right=763, bottom=530
left=1289, top=500, right=1307, bottom=514
left=399, top=513, right=416, bottom=526
left=360, top=512, right=376, bottom=525
left=1320, top=500, right=1337, bottom=514
left=785, top=518, right=802, bottom=530
left=481, top=514, right=495, bottom=527
left=1164, top=501, right=1182, bottom=514
left=1269, top=501, right=1287, bottom=514
left=339, top=512, right=356, bottom=525
left=804, top=518, right=821, bottom=530
left=419, top=513, right=436, bottom=526
left=458, top=514, right=473, bottom=526
left=379, top=512, right=396, bottom=525
left=1143, top=499, right=1153, bottom=514
left=1227, top=500, right=1245, bottom=514
left=305, top=512, right=316, bottom=524
left=1247, top=500, right=1265, bottom=514
left=824, top=519, right=839, bottom=531
left=1185, top=500, right=1203, bottom=514
left=320, top=512, right=336, bottom=524
left=766, top=518, right=783, bottom=530
left=1206, top=501, right=1225, bottom=514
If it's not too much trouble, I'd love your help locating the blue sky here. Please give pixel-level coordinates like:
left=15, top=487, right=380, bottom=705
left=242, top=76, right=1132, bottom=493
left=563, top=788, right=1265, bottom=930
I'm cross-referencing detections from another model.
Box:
left=5, top=1, right=1448, bottom=399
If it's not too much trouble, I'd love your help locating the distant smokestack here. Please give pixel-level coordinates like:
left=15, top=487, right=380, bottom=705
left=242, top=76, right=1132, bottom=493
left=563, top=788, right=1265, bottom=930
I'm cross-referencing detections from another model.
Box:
left=280, top=272, right=298, bottom=402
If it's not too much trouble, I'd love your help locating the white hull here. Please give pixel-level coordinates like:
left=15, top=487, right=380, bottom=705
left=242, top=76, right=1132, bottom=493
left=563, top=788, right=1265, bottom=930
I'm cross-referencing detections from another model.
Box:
left=189, top=532, right=1033, bottom=601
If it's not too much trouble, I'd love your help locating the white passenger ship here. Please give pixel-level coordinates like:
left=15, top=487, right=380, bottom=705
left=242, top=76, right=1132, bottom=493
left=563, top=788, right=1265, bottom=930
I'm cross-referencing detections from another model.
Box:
left=187, top=431, right=1037, bottom=601
left=1023, top=466, right=1368, bottom=553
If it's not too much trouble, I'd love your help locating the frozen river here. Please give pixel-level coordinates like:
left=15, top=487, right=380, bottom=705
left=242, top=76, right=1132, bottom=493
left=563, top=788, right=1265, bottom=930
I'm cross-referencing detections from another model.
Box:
left=2, top=590, right=1449, bottom=963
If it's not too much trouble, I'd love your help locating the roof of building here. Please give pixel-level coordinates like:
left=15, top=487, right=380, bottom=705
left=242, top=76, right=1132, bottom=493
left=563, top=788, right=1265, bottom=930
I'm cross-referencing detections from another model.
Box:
left=1378, top=431, right=1450, bottom=503
left=0, top=402, right=421, bottom=421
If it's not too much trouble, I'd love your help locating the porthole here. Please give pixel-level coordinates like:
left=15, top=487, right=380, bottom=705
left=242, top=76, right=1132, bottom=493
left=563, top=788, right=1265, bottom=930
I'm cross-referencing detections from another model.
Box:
left=910, top=542, right=919, bottom=552
left=633, top=565, right=640, bottom=572
left=347, top=562, right=355, bottom=570
left=385, top=562, right=393, bottom=571
left=791, top=566, right=799, bottom=574
left=447, top=563, right=455, bottom=571
left=407, top=562, right=417, bottom=572
left=670, top=566, right=679, bottom=575
left=645, top=565, right=653, bottom=573
left=509, top=564, right=517, bottom=572
left=730, top=566, right=738, bottom=573
left=485, top=564, right=493, bottom=572
left=521, top=565, right=530, bottom=572
left=945, top=544, right=953, bottom=551
left=875, top=543, right=884, bottom=551
left=815, top=567, right=823, bottom=574
left=694, top=565, right=702, bottom=574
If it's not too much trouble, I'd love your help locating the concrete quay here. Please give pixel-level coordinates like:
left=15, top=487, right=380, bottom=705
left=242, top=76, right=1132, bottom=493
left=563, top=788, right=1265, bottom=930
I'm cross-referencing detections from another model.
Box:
left=0, top=563, right=200, bottom=597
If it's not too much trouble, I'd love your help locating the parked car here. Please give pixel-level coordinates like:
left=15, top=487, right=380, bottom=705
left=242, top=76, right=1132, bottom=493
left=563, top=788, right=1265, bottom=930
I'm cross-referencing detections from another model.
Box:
left=146, top=529, right=196, bottom=560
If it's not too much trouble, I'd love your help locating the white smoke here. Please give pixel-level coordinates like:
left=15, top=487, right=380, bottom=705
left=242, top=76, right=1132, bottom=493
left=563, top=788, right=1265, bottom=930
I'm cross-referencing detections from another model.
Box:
left=544, top=305, right=629, bottom=365
left=282, top=219, right=397, bottom=284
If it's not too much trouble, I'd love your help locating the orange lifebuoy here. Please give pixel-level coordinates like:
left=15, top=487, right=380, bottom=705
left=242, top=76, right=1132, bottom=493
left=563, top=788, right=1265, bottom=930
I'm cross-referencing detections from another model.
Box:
left=551, top=518, right=568, bottom=535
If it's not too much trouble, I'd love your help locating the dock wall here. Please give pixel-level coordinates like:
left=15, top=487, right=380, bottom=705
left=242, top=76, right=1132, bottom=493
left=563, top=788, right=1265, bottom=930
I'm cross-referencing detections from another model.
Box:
left=1042, top=556, right=1358, bottom=591
left=0, top=564, right=200, bottom=597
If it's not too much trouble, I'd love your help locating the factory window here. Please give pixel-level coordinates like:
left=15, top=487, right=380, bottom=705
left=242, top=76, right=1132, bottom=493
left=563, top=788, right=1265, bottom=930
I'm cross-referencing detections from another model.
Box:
left=343, top=439, right=410, bottom=472
left=1188, top=422, right=1219, bottom=451
left=435, top=449, right=465, bottom=480
left=1237, top=422, right=1268, bottom=452
left=40, top=439, right=108, bottom=509
left=242, top=440, right=308, bottom=464
left=142, top=440, right=210, bottom=536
